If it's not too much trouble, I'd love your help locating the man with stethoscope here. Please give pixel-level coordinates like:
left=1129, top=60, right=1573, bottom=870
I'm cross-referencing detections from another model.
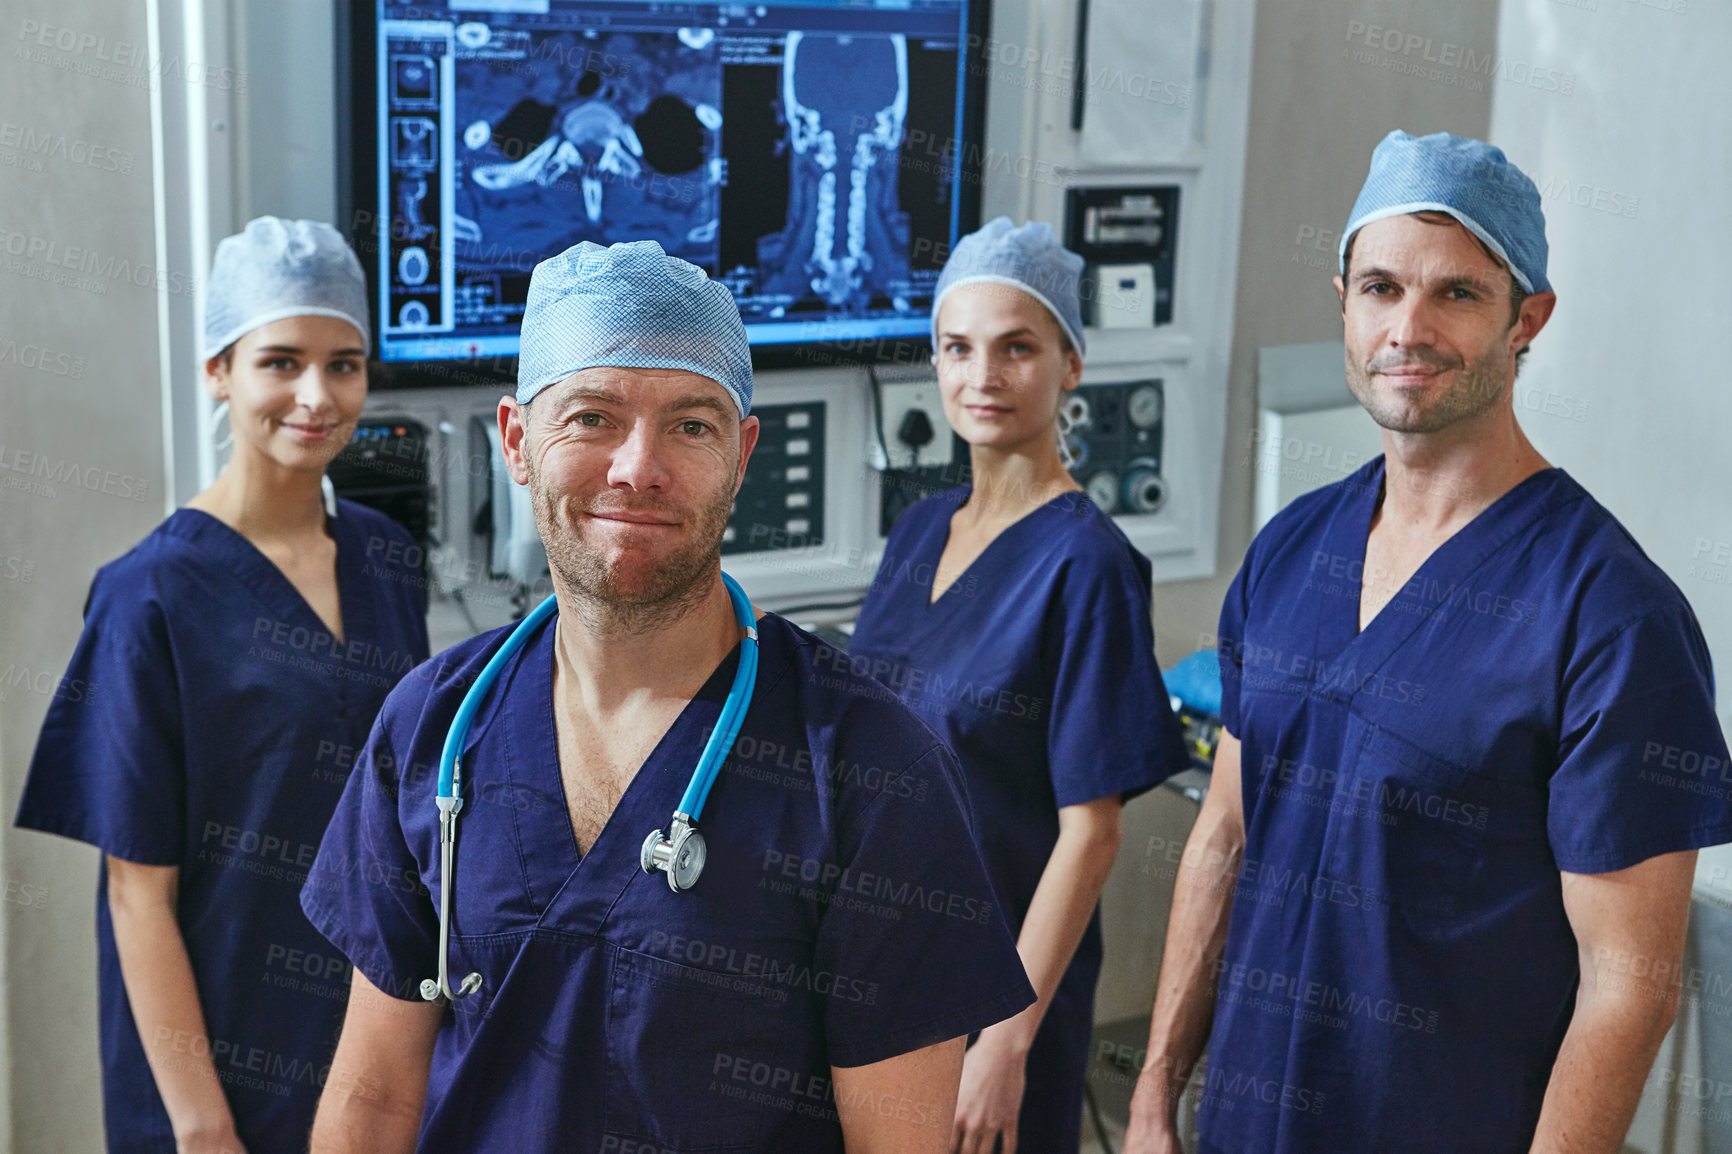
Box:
left=301, top=240, right=1034, bottom=1153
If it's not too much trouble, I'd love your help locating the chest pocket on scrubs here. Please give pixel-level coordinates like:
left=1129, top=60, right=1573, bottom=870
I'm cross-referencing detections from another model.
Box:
left=605, top=948, right=813, bottom=1150
left=1323, top=716, right=1492, bottom=937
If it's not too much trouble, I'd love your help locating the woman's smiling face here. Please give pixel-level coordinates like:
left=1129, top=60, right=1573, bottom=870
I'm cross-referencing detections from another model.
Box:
left=933, top=282, right=1081, bottom=454
left=206, top=315, right=369, bottom=471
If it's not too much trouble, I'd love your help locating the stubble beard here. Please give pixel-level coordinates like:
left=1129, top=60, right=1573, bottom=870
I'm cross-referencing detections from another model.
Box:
left=527, top=454, right=737, bottom=635
left=1346, top=341, right=1510, bottom=435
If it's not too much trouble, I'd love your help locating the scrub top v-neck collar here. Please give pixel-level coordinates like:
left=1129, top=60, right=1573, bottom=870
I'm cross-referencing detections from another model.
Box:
left=171, top=504, right=370, bottom=649
left=925, top=486, right=1085, bottom=609
left=488, top=611, right=774, bottom=937
left=1320, top=457, right=1569, bottom=695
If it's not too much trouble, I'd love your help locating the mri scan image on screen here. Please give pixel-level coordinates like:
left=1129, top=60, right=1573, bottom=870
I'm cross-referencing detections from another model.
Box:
left=367, top=0, right=979, bottom=366
left=458, top=27, right=722, bottom=264
left=753, top=33, right=911, bottom=312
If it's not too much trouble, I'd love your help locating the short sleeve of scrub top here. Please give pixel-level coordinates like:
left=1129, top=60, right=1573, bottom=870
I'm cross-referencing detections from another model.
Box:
left=16, top=569, right=185, bottom=866
left=1548, top=601, right=1732, bottom=873
left=1215, top=547, right=1257, bottom=740
left=300, top=703, right=436, bottom=1000
left=1045, top=541, right=1189, bottom=807
left=811, top=740, right=1029, bottom=1067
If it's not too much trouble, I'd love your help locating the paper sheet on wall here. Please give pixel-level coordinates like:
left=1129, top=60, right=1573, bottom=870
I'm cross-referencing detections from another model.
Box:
left=1078, top=0, right=1207, bottom=166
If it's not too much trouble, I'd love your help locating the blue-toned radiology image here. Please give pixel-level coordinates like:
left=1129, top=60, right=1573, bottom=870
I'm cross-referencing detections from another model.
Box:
left=454, top=28, right=723, bottom=270
left=370, top=0, right=973, bottom=362
left=756, top=33, right=912, bottom=312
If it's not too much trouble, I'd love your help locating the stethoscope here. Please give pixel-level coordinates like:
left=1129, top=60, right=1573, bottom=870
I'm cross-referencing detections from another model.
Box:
left=419, top=572, right=760, bottom=1003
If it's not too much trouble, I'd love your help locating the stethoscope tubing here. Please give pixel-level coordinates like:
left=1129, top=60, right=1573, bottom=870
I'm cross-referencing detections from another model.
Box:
left=422, top=572, right=758, bottom=1002
left=676, top=573, right=759, bottom=821
left=435, top=592, right=559, bottom=807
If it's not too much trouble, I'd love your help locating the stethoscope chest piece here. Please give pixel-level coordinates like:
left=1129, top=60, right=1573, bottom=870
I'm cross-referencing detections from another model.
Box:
left=420, top=972, right=481, bottom=1002
left=641, top=814, right=707, bottom=892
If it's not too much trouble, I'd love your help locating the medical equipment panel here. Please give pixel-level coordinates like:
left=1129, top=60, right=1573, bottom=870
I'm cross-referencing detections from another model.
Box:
left=327, top=417, right=436, bottom=559
left=1062, top=379, right=1168, bottom=516
left=723, top=402, right=828, bottom=556
left=352, top=369, right=873, bottom=622
left=980, top=0, right=1254, bottom=581
left=714, top=368, right=875, bottom=610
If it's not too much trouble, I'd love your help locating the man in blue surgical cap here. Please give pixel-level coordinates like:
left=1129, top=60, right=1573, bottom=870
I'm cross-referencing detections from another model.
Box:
left=1124, top=131, right=1732, bottom=1153
left=301, top=240, right=1034, bottom=1154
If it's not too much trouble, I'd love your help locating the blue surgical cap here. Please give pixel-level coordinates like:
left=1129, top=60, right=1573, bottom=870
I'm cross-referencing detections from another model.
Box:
left=933, top=218, right=1087, bottom=356
left=516, top=240, right=753, bottom=416
left=1340, top=130, right=1551, bottom=294
left=203, top=216, right=370, bottom=359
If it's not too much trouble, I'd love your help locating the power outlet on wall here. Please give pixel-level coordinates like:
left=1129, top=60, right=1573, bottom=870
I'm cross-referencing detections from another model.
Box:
left=876, top=381, right=955, bottom=471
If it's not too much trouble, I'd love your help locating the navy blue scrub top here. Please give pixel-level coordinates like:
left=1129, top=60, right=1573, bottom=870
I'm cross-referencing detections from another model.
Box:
left=1202, top=458, right=1732, bottom=1154
left=850, top=486, right=1189, bottom=959
left=848, top=487, right=1190, bottom=1148
left=301, top=609, right=1035, bottom=1153
left=15, top=500, right=430, bottom=1154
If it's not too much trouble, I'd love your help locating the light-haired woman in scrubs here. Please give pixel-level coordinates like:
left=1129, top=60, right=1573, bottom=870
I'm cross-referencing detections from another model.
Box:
left=849, top=218, right=1190, bottom=1153
left=15, top=217, right=429, bottom=1154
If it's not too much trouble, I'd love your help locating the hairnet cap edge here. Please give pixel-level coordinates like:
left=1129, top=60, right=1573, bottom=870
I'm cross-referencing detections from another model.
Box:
left=201, top=305, right=372, bottom=362
left=516, top=360, right=751, bottom=417
left=930, top=274, right=1088, bottom=358
left=516, top=239, right=752, bottom=417
left=1336, top=201, right=1541, bottom=294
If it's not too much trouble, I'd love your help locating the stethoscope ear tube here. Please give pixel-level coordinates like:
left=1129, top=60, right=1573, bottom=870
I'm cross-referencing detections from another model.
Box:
left=673, top=573, right=759, bottom=823
left=423, top=595, right=557, bottom=1003
left=421, top=798, right=483, bottom=1002
left=434, top=595, right=560, bottom=807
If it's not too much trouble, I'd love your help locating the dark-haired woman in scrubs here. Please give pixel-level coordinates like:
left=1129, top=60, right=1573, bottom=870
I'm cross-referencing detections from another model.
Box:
left=849, top=218, right=1190, bottom=1153
left=15, top=217, right=429, bottom=1154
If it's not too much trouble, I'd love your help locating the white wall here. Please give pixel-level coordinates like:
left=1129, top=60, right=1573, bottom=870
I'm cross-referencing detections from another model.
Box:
left=1488, top=0, right=1731, bottom=755
left=236, top=0, right=338, bottom=228
left=0, top=0, right=175, bottom=1148
left=1490, top=3, right=1732, bottom=1149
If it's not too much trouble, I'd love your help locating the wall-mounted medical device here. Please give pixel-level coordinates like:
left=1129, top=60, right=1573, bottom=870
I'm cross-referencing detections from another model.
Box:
left=469, top=416, right=547, bottom=589
left=1065, top=186, right=1179, bottom=329
left=714, top=368, right=874, bottom=608
left=724, top=401, right=828, bottom=557
left=351, top=369, right=874, bottom=622
left=865, top=369, right=1178, bottom=538
left=1063, top=379, right=1170, bottom=516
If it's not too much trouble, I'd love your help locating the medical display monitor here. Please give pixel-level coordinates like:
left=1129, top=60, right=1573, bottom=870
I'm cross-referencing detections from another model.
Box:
left=361, top=0, right=986, bottom=366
